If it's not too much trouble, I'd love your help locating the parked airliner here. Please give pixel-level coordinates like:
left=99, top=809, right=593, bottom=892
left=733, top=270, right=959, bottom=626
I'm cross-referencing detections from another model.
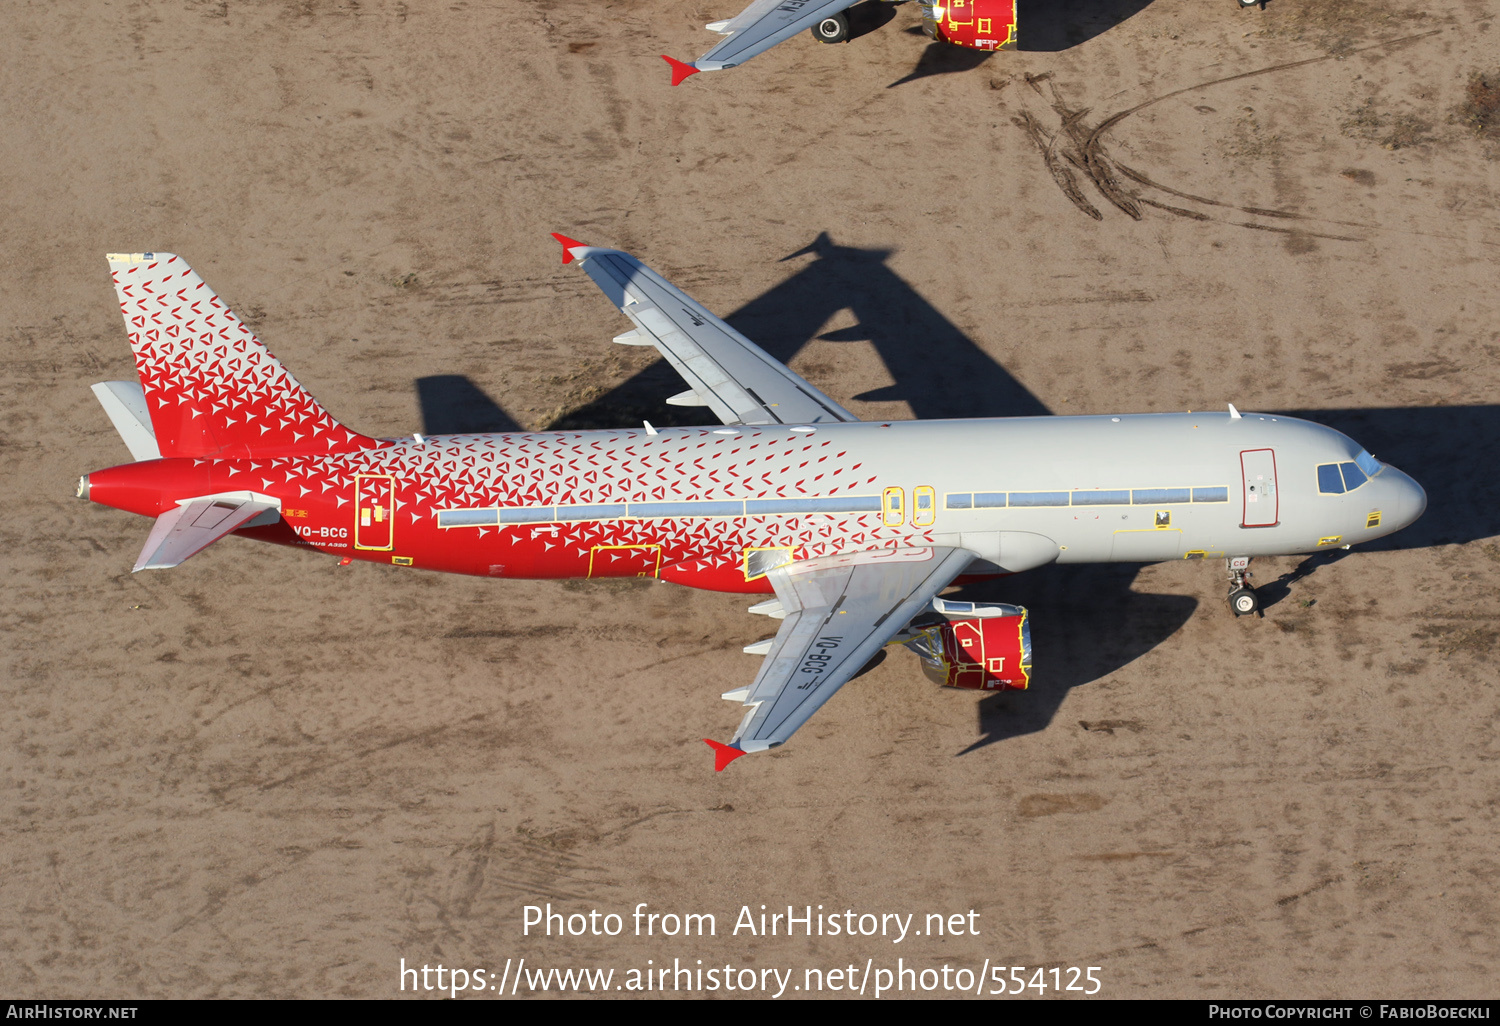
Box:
left=659, top=0, right=1261, bottom=86
left=79, top=240, right=1425, bottom=769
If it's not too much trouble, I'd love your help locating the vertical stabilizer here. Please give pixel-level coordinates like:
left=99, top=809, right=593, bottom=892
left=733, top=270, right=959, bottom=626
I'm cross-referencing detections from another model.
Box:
left=107, top=253, right=377, bottom=458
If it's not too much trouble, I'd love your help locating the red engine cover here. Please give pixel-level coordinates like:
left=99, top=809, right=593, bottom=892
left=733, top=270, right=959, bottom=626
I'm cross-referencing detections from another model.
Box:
left=906, top=609, right=1031, bottom=690
left=922, top=0, right=1018, bottom=51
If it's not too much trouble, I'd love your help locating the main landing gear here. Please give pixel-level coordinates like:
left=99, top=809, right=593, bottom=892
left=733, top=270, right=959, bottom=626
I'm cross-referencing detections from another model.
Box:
left=812, top=12, right=849, bottom=43
left=1227, top=556, right=1260, bottom=617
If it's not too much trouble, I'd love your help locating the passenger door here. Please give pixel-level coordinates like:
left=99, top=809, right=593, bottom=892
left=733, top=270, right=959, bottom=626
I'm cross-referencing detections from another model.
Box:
left=1240, top=449, right=1279, bottom=527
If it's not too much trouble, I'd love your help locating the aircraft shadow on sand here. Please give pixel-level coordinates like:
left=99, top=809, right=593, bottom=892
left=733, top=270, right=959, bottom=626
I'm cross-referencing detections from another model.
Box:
left=414, top=235, right=1499, bottom=754
left=1015, top=0, right=1156, bottom=53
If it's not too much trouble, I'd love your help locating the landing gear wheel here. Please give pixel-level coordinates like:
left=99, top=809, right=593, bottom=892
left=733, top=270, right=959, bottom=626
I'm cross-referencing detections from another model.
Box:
left=1229, top=587, right=1260, bottom=617
left=1238, top=0, right=1261, bottom=7
left=812, top=12, right=849, bottom=43
left=1225, top=557, right=1257, bottom=617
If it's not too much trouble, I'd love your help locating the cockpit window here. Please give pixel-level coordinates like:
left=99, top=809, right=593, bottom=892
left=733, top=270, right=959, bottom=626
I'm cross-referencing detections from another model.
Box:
left=1317, top=464, right=1346, bottom=494
left=1354, top=449, right=1382, bottom=478
left=1340, top=462, right=1368, bottom=491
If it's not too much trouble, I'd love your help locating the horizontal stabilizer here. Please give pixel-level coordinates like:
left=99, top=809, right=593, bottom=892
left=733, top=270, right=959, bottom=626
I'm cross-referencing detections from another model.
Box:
left=134, top=493, right=279, bottom=572
left=91, top=381, right=160, bottom=462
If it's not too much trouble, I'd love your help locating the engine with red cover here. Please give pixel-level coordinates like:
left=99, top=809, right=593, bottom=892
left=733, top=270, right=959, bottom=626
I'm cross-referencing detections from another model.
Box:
left=918, top=0, right=1018, bottom=51
left=903, top=603, right=1032, bottom=690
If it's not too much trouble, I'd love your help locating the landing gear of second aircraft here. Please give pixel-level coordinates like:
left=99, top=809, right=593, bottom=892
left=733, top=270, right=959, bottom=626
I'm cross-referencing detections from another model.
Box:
left=1227, top=556, right=1260, bottom=617
left=812, top=12, right=849, bottom=43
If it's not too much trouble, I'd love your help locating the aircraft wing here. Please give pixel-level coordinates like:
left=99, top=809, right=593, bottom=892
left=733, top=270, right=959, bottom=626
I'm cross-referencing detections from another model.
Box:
left=134, top=494, right=280, bottom=572
left=664, top=0, right=863, bottom=82
left=709, top=546, right=974, bottom=770
left=554, top=234, right=857, bottom=427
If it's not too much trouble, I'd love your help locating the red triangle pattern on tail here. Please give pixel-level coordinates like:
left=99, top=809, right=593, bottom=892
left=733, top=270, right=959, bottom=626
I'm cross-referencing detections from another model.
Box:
left=109, top=254, right=379, bottom=459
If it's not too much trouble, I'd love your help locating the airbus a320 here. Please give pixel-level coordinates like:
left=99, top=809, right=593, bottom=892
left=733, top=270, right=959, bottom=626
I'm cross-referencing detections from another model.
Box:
left=80, top=240, right=1425, bottom=769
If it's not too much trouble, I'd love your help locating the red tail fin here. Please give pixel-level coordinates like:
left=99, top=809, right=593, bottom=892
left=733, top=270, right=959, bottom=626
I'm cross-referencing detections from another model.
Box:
left=108, top=253, right=377, bottom=458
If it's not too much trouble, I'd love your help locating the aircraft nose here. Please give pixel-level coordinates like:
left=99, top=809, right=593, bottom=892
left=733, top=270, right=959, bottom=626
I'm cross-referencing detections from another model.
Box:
left=1386, top=465, right=1427, bottom=529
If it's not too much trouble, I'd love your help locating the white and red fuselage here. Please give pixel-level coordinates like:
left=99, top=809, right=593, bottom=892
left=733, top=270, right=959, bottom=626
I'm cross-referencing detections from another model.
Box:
left=84, top=411, right=1425, bottom=596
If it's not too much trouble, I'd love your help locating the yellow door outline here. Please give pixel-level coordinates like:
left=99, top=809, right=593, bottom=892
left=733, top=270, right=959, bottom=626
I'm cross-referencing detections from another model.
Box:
left=882, top=486, right=905, bottom=527
left=587, top=544, right=662, bottom=579
left=913, top=485, right=936, bottom=527
left=353, top=473, right=395, bottom=551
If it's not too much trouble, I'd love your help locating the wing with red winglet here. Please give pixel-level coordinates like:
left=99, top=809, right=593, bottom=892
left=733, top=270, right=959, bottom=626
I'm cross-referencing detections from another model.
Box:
left=553, top=234, right=857, bottom=427
left=665, top=0, right=862, bottom=81
left=707, top=546, right=973, bottom=768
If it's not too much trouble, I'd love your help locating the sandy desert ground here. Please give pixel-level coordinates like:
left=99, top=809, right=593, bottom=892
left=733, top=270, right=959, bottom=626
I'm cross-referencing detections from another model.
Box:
left=3, top=0, right=1499, bottom=1000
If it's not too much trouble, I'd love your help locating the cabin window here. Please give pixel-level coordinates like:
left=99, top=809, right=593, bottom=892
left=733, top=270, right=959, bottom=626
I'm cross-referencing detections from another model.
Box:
left=1132, top=488, right=1191, bottom=504
left=1072, top=490, right=1130, bottom=506
left=498, top=508, right=557, bottom=524
left=746, top=496, right=881, bottom=515
left=946, top=493, right=973, bottom=509
left=975, top=492, right=1007, bottom=508
left=1192, top=487, right=1229, bottom=503
left=438, top=509, right=498, bottom=529
left=632, top=500, right=744, bottom=518
left=556, top=504, right=627, bottom=521
left=1009, top=492, right=1070, bottom=507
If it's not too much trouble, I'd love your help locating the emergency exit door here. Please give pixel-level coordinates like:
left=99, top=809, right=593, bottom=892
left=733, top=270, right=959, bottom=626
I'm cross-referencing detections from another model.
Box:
left=1240, top=449, right=1278, bottom=527
left=354, top=474, right=395, bottom=550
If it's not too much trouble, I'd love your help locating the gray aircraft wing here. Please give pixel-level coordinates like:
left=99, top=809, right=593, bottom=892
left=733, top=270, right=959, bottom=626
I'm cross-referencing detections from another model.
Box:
left=554, top=234, right=857, bottom=427
left=664, top=0, right=862, bottom=82
left=708, top=546, right=974, bottom=770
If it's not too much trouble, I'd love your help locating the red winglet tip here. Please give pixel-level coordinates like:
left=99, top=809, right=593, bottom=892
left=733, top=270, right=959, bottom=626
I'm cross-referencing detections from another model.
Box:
left=704, top=739, right=746, bottom=772
left=662, top=55, right=700, bottom=87
left=550, top=232, right=585, bottom=264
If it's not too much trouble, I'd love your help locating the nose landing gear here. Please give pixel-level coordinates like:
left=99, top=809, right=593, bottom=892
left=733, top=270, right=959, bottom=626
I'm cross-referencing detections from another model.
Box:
left=1227, top=556, right=1260, bottom=617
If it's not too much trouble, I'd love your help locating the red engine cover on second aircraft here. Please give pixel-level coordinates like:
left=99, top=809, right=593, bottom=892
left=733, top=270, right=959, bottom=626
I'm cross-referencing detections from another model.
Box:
left=921, top=0, right=1018, bottom=51
left=905, top=607, right=1032, bottom=690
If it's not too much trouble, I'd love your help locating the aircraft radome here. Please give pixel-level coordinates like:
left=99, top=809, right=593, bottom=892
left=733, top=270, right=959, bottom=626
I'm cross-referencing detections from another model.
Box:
left=79, top=239, right=1425, bottom=770
left=660, top=0, right=1266, bottom=86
